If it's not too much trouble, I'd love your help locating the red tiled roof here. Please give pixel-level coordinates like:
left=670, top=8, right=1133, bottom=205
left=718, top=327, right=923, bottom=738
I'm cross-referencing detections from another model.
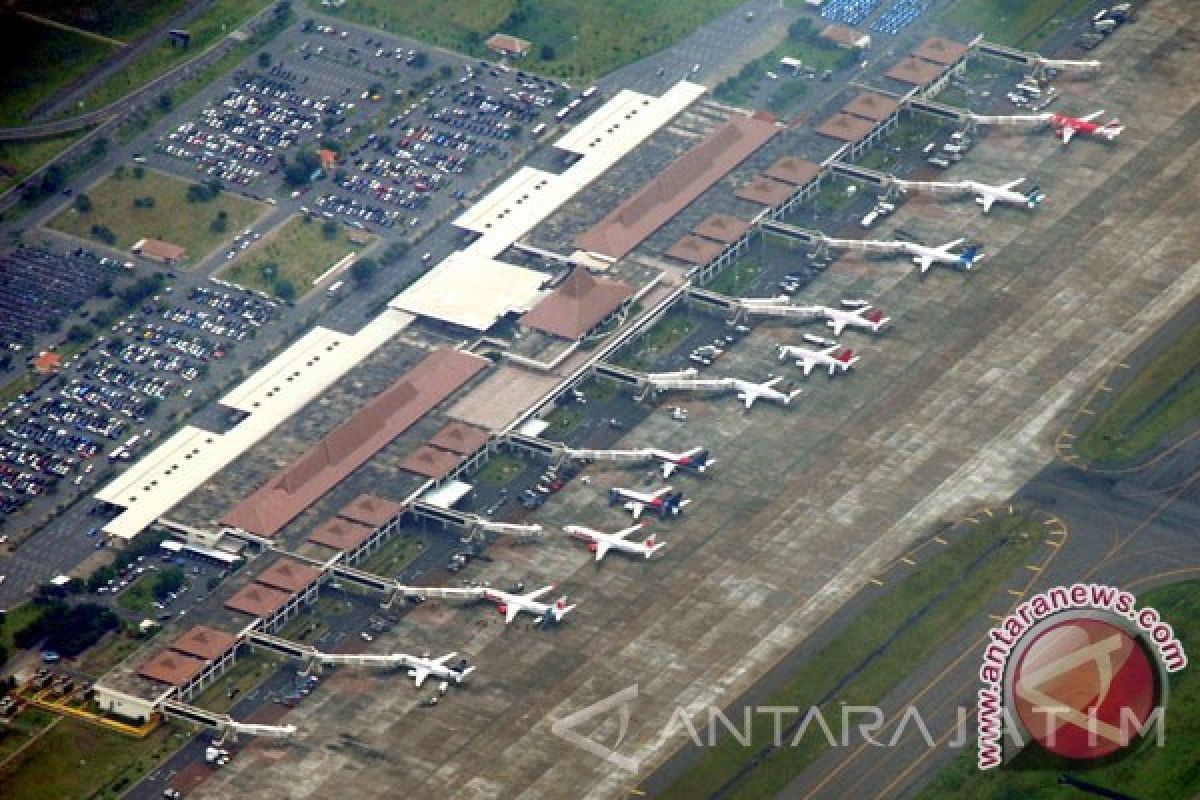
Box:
left=912, top=36, right=970, bottom=65
left=735, top=176, right=795, bottom=206
left=131, top=238, right=186, bottom=261
left=337, top=494, right=404, bottom=527
left=137, top=650, right=207, bottom=686
left=520, top=268, right=633, bottom=340
left=843, top=91, right=901, bottom=122
left=763, top=157, right=821, bottom=186
left=692, top=214, right=751, bottom=243
left=886, top=56, right=946, bottom=86
left=486, top=33, right=532, bottom=56
left=665, top=235, right=726, bottom=265
left=427, top=421, right=490, bottom=455
left=221, top=349, right=488, bottom=536
left=255, top=557, right=323, bottom=593
left=574, top=115, right=778, bottom=259
left=32, top=352, right=63, bottom=374
left=170, top=625, right=239, bottom=661
left=225, top=583, right=293, bottom=617
left=400, top=445, right=462, bottom=479
left=308, top=517, right=375, bottom=551
left=816, top=112, right=876, bottom=142
left=821, top=24, right=869, bottom=48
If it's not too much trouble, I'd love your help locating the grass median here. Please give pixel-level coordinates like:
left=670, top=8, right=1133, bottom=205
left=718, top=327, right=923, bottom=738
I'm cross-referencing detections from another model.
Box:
left=941, top=0, right=1094, bottom=47
left=656, top=514, right=1045, bottom=800
left=218, top=214, right=369, bottom=300
left=919, top=579, right=1200, bottom=800
left=1074, top=314, right=1200, bottom=464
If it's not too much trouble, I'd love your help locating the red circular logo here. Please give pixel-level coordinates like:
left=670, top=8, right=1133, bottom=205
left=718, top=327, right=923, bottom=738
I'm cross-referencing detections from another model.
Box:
left=1012, top=617, right=1157, bottom=759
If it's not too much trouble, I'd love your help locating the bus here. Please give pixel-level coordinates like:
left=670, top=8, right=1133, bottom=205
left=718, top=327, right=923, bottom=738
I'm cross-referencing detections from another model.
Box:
left=581, top=86, right=598, bottom=100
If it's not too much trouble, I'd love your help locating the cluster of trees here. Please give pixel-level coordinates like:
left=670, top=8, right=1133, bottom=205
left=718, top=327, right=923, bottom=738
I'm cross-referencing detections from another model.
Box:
left=380, top=240, right=410, bottom=265
left=13, top=601, right=118, bottom=658
left=186, top=180, right=223, bottom=203
left=133, top=195, right=156, bottom=209
left=90, top=224, right=117, bottom=245
left=152, top=567, right=186, bottom=602
left=211, top=209, right=230, bottom=233
left=89, top=273, right=168, bottom=331
left=350, top=257, right=377, bottom=287
left=282, top=147, right=322, bottom=187
left=74, top=193, right=92, bottom=213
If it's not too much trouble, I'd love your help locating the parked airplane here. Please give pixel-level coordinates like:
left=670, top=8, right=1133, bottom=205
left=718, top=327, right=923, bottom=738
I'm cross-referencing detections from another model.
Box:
left=963, top=178, right=1045, bottom=213
left=609, top=486, right=690, bottom=519
left=1051, top=110, right=1123, bottom=144
left=903, top=238, right=984, bottom=273
left=820, top=302, right=890, bottom=336
left=564, top=523, right=666, bottom=561
left=647, top=446, right=713, bottom=479
left=482, top=585, right=577, bottom=625
left=407, top=653, right=475, bottom=687
left=730, top=376, right=801, bottom=409
left=778, top=335, right=860, bottom=376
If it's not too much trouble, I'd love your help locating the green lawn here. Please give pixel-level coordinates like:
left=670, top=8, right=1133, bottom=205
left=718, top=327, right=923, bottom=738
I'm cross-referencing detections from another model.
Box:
left=942, top=0, right=1095, bottom=47
left=0, top=714, right=182, bottom=800
left=706, top=258, right=763, bottom=296
left=657, top=515, right=1045, bottom=800
left=0, top=602, right=46, bottom=655
left=474, top=453, right=527, bottom=486
left=1075, top=315, right=1200, bottom=464
left=47, top=167, right=265, bottom=266
left=29, top=0, right=185, bottom=40
left=317, top=0, right=745, bottom=81
left=0, top=16, right=119, bottom=125
left=218, top=214, right=366, bottom=299
left=74, top=630, right=145, bottom=679
left=0, top=707, right=57, bottom=764
left=615, top=310, right=697, bottom=370
left=357, top=534, right=425, bottom=579
left=115, top=571, right=182, bottom=617
left=545, top=404, right=586, bottom=436
left=190, top=650, right=281, bottom=714
left=0, top=132, right=87, bottom=195
left=919, top=580, right=1200, bottom=800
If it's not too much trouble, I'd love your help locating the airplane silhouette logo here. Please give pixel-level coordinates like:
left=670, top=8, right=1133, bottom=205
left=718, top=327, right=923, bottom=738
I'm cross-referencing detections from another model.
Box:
left=551, top=684, right=639, bottom=771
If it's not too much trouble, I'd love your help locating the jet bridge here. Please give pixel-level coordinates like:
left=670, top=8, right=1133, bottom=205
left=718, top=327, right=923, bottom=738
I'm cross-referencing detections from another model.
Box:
left=162, top=700, right=297, bottom=740
left=246, top=631, right=452, bottom=672
left=409, top=500, right=543, bottom=538
left=976, top=41, right=1102, bottom=78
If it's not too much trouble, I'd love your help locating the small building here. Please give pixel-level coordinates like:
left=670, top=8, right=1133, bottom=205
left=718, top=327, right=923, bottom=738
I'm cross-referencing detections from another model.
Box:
left=520, top=267, right=633, bottom=341
left=318, top=149, right=338, bottom=170
left=131, top=238, right=186, bottom=265
left=821, top=24, right=871, bottom=50
left=32, top=351, right=63, bottom=374
left=486, top=33, right=532, bottom=59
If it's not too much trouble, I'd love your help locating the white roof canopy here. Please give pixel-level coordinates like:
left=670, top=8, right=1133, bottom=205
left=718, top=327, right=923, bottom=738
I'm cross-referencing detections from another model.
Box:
left=389, top=252, right=548, bottom=330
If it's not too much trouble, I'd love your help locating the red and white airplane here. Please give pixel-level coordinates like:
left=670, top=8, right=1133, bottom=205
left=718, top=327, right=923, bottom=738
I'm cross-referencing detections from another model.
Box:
left=609, top=485, right=690, bottom=519
left=406, top=653, right=475, bottom=687
left=1051, top=111, right=1123, bottom=145
left=482, top=585, right=576, bottom=625
left=819, top=302, right=890, bottom=336
left=647, top=446, right=713, bottom=479
left=564, top=523, right=666, bottom=561
left=778, top=334, right=860, bottom=376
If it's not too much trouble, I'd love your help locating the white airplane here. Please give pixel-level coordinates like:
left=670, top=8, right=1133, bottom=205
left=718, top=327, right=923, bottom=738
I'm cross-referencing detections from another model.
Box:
left=647, top=446, right=714, bottom=479
left=903, top=238, right=985, bottom=273
left=730, top=376, right=801, bottom=409
left=963, top=179, right=1045, bottom=213
left=778, top=335, right=860, bottom=376
left=482, top=585, right=576, bottom=625
left=609, top=486, right=690, bottom=519
left=564, top=523, right=666, bottom=561
left=407, top=653, right=475, bottom=688
left=820, top=302, right=890, bottom=336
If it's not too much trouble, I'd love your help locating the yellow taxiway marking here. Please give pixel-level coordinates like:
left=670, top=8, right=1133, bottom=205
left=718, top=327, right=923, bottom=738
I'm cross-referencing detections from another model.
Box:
left=933, top=535, right=947, bottom=545
left=1045, top=539, right=1062, bottom=547
left=1080, top=409, right=1096, bottom=416
left=900, top=557, right=916, bottom=566
left=1025, top=564, right=1042, bottom=573
left=1008, top=589, right=1024, bottom=597
left=989, top=614, right=1005, bottom=622
left=869, top=578, right=884, bottom=586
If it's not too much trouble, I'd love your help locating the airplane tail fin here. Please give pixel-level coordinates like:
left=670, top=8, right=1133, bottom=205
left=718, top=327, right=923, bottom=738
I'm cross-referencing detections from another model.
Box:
left=454, top=665, right=477, bottom=683
left=835, top=349, right=856, bottom=364
left=663, top=491, right=687, bottom=516
left=1025, top=185, right=1044, bottom=207
left=959, top=246, right=982, bottom=268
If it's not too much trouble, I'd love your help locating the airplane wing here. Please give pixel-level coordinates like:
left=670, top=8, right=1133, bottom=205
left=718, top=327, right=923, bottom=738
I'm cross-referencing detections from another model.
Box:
left=739, top=391, right=756, bottom=410
left=1060, top=126, right=1075, bottom=145
left=828, top=317, right=847, bottom=336
left=1081, top=110, right=1104, bottom=122
left=613, top=524, right=643, bottom=541
left=411, top=666, right=430, bottom=687
left=594, top=540, right=611, bottom=562
left=940, top=238, right=966, bottom=252
left=504, top=603, right=523, bottom=624
left=800, top=358, right=816, bottom=377
left=627, top=501, right=646, bottom=519
left=1002, top=178, right=1024, bottom=190
left=661, top=461, right=676, bottom=479
left=979, top=194, right=995, bottom=213
left=526, top=585, right=555, bottom=602
left=918, top=255, right=935, bottom=273
left=433, top=653, right=457, bottom=666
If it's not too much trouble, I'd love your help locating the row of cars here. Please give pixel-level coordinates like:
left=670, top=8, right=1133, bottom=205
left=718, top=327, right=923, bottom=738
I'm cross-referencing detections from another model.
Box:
left=0, top=247, right=121, bottom=347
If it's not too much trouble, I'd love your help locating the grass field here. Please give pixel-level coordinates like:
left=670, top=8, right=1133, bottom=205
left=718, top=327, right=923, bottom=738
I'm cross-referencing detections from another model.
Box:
left=919, top=580, right=1200, bottom=800
left=545, top=404, right=586, bottom=436
left=218, top=215, right=365, bottom=299
left=318, top=0, right=745, bottom=80
left=0, top=713, right=182, bottom=800
left=615, top=311, right=697, bottom=370
left=47, top=167, right=265, bottom=266
left=0, top=707, right=58, bottom=764
left=707, top=258, right=764, bottom=296
left=474, top=453, right=527, bottom=486
left=1075, top=314, right=1200, bottom=463
left=0, top=602, right=45, bottom=655
left=942, top=0, right=1095, bottom=47
left=75, top=629, right=145, bottom=679
left=0, top=16, right=119, bottom=125
left=358, top=534, right=426, bottom=578
left=190, top=650, right=281, bottom=714
left=0, top=132, right=87, bottom=195
left=657, top=515, right=1045, bottom=800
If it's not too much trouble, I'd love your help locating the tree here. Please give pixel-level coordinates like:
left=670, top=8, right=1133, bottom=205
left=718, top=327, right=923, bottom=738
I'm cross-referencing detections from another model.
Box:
left=74, top=193, right=92, bottom=213
left=156, top=93, right=173, bottom=112
left=41, top=165, right=66, bottom=196
left=438, top=64, right=453, bottom=80
left=321, top=219, right=338, bottom=240
left=88, top=565, right=117, bottom=592
left=90, top=224, right=117, bottom=245
left=258, top=51, right=272, bottom=69
left=541, top=44, right=556, bottom=61
left=380, top=240, right=409, bottom=264
left=284, top=147, right=321, bottom=187
left=152, top=567, right=185, bottom=601
left=410, top=51, right=428, bottom=69
left=132, top=165, right=145, bottom=180
left=259, top=261, right=278, bottom=285
left=211, top=209, right=229, bottom=233
left=275, top=278, right=297, bottom=302
left=66, top=324, right=94, bottom=344
left=350, top=257, right=378, bottom=287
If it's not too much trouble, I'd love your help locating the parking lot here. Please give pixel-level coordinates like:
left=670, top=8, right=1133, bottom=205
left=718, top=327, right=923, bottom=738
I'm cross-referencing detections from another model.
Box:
left=0, top=280, right=279, bottom=522
left=0, top=247, right=125, bottom=348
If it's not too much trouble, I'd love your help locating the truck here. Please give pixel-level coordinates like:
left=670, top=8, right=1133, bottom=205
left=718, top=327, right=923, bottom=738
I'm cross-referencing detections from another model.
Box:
left=860, top=210, right=879, bottom=228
